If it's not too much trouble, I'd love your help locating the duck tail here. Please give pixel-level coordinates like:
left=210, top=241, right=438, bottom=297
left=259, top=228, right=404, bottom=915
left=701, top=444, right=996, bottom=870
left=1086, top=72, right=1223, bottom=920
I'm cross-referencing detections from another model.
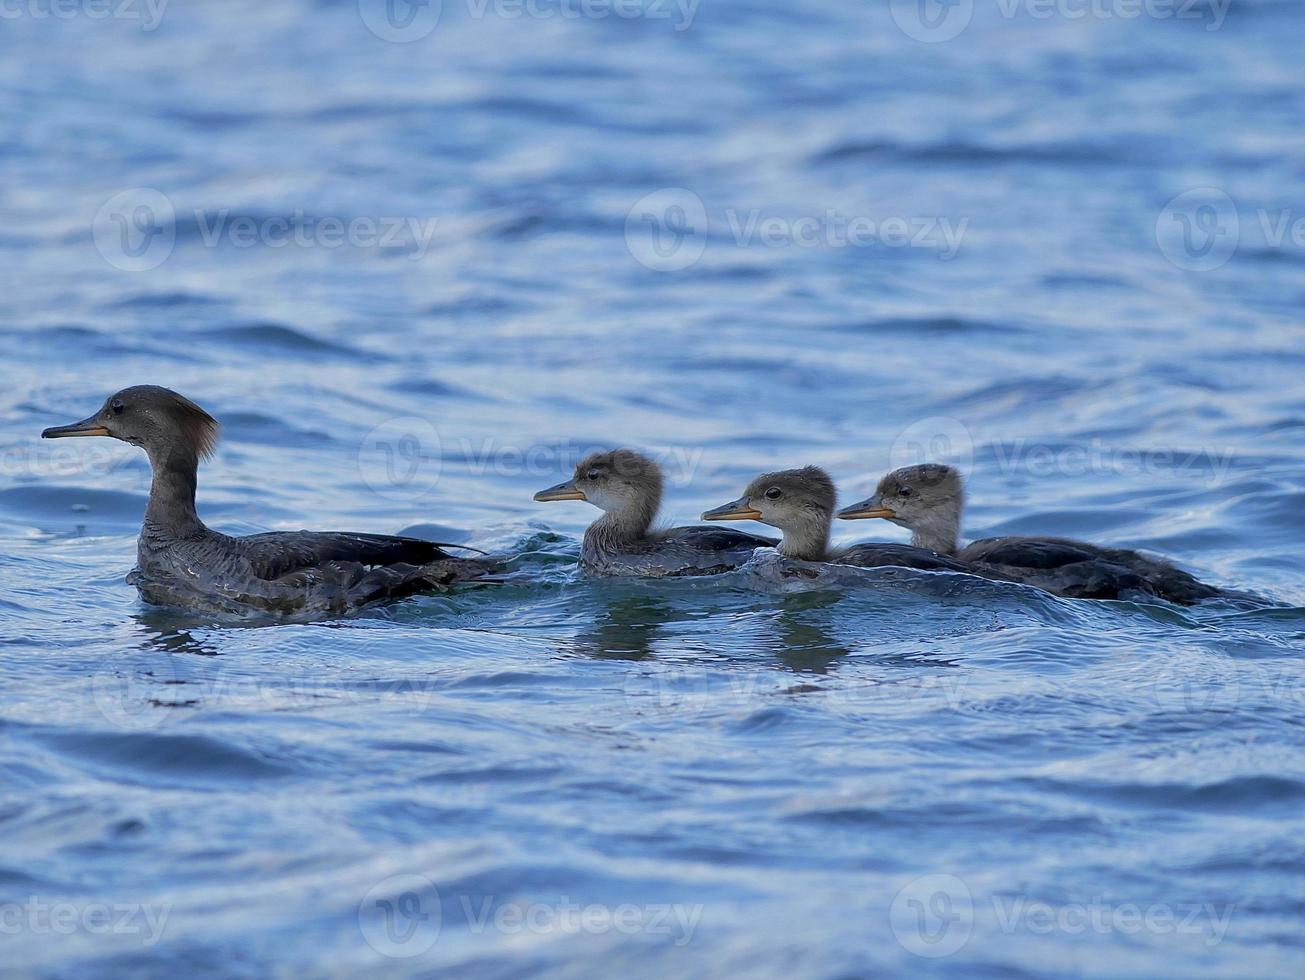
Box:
left=419, top=554, right=506, bottom=587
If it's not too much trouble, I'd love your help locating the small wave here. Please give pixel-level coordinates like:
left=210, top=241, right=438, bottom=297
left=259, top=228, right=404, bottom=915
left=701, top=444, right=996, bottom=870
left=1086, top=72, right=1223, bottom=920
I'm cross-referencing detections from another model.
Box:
left=197, top=322, right=371, bottom=360
left=810, top=139, right=1124, bottom=168
left=1026, top=775, right=1305, bottom=812
left=35, top=731, right=292, bottom=785
left=0, top=486, right=146, bottom=527
left=103, top=291, right=229, bottom=311
left=832, top=315, right=1023, bottom=336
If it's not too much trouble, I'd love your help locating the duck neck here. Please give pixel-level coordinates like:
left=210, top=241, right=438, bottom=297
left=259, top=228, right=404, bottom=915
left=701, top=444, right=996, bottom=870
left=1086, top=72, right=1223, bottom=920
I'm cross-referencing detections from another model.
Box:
left=909, top=508, right=961, bottom=555
left=143, top=445, right=205, bottom=539
left=583, top=492, right=659, bottom=555
left=778, top=513, right=831, bottom=562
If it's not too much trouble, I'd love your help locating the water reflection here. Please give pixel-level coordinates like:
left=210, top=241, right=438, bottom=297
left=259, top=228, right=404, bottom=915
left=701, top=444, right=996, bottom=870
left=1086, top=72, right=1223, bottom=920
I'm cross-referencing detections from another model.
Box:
left=132, top=611, right=221, bottom=657
left=768, top=591, right=852, bottom=673
left=571, top=592, right=671, bottom=661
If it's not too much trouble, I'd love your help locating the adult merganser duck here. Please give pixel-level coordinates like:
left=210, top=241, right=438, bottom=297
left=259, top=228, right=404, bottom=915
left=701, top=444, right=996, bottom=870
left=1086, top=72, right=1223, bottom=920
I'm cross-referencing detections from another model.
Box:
left=533, top=449, right=776, bottom=576
left=837, top=463, right=1231, bottom=604
left=42, top=386, right=497, bottom=615
left=701, top=465, right=978, bottom=573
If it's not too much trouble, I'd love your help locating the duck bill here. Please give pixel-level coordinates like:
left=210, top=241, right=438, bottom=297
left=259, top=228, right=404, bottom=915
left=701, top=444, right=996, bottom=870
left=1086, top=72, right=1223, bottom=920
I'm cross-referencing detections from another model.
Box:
left=837, top=496, right=896, bottom=521
left=533, top=479, right=586, bottom=502
left=42, top=416, right=110, bottom=439
left=702, top=498, right=763, bottom=522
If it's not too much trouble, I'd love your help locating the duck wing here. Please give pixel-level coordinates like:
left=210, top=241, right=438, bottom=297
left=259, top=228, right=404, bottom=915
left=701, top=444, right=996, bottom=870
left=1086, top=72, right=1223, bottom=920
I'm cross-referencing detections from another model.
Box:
left=836, top=542, right=979, bottom=573
left=959, top=536, right=1103, bottom=569
left=235, top=531, right=456, bottom=580
left=583, top=526, right=776, bottom=577
left=134, top=533, right=497, bottom=615
left=666, top=526, right=779, bottom=552
left=961, top=536, right=1225, bottom=604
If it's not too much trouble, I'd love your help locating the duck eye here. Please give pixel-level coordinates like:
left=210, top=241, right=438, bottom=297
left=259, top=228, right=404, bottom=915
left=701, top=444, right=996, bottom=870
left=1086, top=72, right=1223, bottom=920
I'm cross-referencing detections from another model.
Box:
left=586, top=469, right=601, bottom=481
left=110, top=399, right=125, bottom=415
left=764, top=487, right=781, bottom=500
left=899, top=487, right=912, bottom=497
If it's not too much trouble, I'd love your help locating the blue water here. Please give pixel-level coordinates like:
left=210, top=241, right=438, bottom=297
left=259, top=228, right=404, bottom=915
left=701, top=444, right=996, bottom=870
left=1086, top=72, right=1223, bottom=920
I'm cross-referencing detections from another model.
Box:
left=3, top=0, right=1305, bottom=975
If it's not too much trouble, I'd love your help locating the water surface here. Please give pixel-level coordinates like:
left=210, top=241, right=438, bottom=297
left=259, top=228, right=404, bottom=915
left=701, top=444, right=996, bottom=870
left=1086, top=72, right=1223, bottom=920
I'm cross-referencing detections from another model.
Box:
left=2, top=1, right=1305, bottom=976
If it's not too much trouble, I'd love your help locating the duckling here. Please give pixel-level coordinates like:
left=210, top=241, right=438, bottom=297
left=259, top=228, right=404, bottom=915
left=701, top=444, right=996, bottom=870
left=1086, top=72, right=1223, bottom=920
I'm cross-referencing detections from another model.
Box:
left=533, top=449, right=776, bottom=576
left=42, top=386, right=498, bottom=615
left=701, top=465, right=978, bottom=573
left=837, top=463, right=1228, bottom=604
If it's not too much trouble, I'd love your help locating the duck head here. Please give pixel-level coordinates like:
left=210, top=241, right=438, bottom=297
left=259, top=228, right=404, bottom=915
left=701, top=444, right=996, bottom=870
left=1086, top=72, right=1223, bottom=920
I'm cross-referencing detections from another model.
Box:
left=534, top=448, right=663, bottom=537
left=42, top=385, right=219, bottom=463
left=837, top=462, right=963, bottom=554
left=703, top=465, right=835, bottom=561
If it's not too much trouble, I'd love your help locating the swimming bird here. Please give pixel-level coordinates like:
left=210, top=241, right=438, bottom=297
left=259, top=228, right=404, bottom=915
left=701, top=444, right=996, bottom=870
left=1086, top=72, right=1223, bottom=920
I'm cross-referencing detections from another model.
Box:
left=42, top=386, right=498, bottom=615
left=701, top=465, right=979, bottom=573
left=533, top=449, right=776, bottom=576
left=836, top=463, right=1228, bottom=603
